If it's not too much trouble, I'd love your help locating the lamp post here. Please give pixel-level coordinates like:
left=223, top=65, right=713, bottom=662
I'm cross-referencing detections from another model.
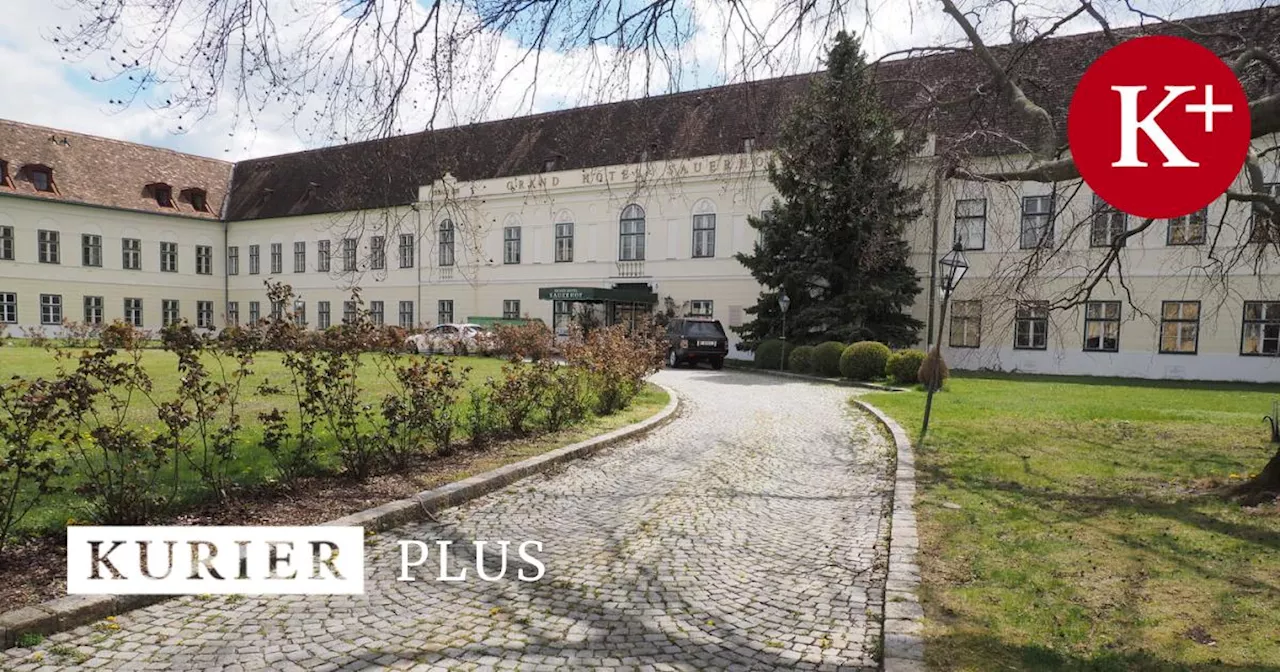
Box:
left=920, top=242, right=969, bottom=442
left=778, top=291, right=791, bottom=372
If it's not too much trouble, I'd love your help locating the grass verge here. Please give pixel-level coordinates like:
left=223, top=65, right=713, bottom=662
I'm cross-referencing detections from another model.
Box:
left=862, top=373, right=1280, bottom=671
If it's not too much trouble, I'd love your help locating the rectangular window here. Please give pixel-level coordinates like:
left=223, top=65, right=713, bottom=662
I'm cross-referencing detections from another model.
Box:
left=1249, top=183, right=1280, bottom=243
left=1241, top=301, right=1280, bottom=356
left=399, top=234, right=414, bottom=268
left=270, top=242, right=283, bottom=274
left=197, top=301, right=214, bottom=329
left=226, top=301, right=239, bottom=326
left=317, top=240, right=331, bottom=272
left=82, top=234, right=102, bottom=267
left=0, top=226, right=13, bottom=261
left=249, top=301, right=260, bottom=324
left=1089, top=195, right=1128, bottom=247
left=162, top=299, right=180, bottom=327
left=439, top=221, right=455, bottom=267
left=40, top=295, right=62, bottom=325
left=369, top=301, right=384, bottom=326
left=0, top=292, right=15, bottom=323
left=1159, top=301, right=1200, bottom=354
left=83, top=295, right=104, bottom=325
left=249, top=244, right=260, bottom=274
left=954, top=198, right=986, bottom=251
left=30, top=168, right=52, bottom=192
left=1167, top=208, right=1207, bottom=245
left=294, top=241, right=306, bottom=273
left=370, top=236, right=385, bottom=270
left=160, top=241, right=178, bottom=273
left=553, top=300, right=572, bottom=334
left=949, top=300, right=982, bottom=348
left=1020, top=196, right=1053, bottom=249
left=503, top=300, right=520, bottom=320
left=692, top=214, right=716, bottom=258
left=343, top=301, right=357, bottom=325
left=293, top=301, right=306, bottom=327
left=124, top=298, right=143, bottom=327
left=227, top=246, right=240, bottom=275
left=196, top=245, right=213, bottom=275
left=343, top=238, right=357, bottom=271
left=270, top=300, right=283, bottom=321
left=503, top=227, right=521, bottom=264
left=689, top=300, right=713, bottom=317
left=1013, top=301, right=1049, bottom=350
left=317, top=301, right=331, bottom=330
left=619, top=219, right=645, bottom=261
left=398, top=301, right=414, bottom=328
left=438, top=299, right=454, bottom=325
left=38, top=230, right=59, bottom=264
left=122, top=238, right=142, bottom=270
left=1083, top=300, right=1121, bottom=352
left=555, top=222, right=574, bottom=262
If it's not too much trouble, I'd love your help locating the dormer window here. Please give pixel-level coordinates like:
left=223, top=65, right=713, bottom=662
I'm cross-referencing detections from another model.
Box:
left=0, top=161, right=10, bottom=188
left=152, top=183, right=174, bottom=207
left=742, top=136, right=756, bottom=153
left=542, top=157, right=557, bottom=173
left=27, top=165, right=54, bottom=192
left=181, top=188, right=210, bottom=212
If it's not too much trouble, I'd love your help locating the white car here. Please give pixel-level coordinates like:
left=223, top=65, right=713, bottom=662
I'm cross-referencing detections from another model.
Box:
left=405, top=323, right=493, bottom=355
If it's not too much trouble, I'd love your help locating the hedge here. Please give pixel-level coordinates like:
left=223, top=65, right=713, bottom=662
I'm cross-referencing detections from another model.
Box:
left=839, top=341, right=891, bottom=381
left=787, top=345, right=816, bottom=374
left=813, top=341, right=846, bottom=377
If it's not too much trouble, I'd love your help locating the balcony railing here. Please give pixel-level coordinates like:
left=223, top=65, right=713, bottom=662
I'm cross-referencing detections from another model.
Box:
left=614, top=260, right=646, bottom=277
left=439, top=266, right=454, bottom=281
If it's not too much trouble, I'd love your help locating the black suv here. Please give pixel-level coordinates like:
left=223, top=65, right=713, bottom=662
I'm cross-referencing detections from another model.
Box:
left=664, top=318, right=729, bottom=369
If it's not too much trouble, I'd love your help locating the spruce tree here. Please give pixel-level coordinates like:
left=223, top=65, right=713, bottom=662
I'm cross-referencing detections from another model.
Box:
left=735, top=31, right=925, bottom=349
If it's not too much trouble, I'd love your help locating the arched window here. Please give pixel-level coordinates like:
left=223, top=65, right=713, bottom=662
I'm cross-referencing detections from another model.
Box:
left=619, top=204, right=645, bottom=261
left=438, top=219, right=455, bottom=267
left=692, top=199, right=716, bottom=258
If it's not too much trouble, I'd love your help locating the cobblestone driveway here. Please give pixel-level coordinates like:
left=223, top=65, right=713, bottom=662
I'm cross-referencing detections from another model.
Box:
left=4, top=369, right=893, bottom=672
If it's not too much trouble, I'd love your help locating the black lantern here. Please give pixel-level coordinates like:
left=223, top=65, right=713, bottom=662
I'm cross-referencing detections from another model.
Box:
left=938, top=242, right=969, bottom=294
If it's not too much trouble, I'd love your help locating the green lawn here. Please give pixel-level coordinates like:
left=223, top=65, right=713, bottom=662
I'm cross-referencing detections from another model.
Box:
left=863, top=373, right=1280, bottom=671
left=0, top=347, right=592, bottom=534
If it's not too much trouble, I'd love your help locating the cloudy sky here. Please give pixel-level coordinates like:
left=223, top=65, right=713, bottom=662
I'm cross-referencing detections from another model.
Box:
left=0, top=0, right=1257, bottom=161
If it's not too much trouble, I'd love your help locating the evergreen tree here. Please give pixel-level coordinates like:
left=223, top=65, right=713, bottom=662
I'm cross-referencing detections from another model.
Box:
left=735, top=31, right=925, bottom=349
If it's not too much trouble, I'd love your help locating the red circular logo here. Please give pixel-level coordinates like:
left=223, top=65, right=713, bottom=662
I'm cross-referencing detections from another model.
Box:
left=1068, top=36, right=1251, bottom=219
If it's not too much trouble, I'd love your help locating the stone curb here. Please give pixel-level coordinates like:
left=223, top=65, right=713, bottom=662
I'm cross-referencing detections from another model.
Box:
left=0, top=383, right=680, bottom=650
left=721, top=363, right=908, bottom=392
left=852, top=400, right=925, bottom=672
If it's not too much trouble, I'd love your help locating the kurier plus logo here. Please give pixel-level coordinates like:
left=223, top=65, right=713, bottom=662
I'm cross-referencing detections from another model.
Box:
left=1068, top=35, right=1252, bottom=219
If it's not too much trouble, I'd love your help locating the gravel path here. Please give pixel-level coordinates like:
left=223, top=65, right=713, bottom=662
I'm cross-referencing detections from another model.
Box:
left=4, top=369, right=893, bottom=672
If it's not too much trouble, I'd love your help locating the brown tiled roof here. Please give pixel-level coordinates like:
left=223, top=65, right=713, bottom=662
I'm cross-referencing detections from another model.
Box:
left=0, top=120, right=232, bottom=220
left=225, top=5, right=1279, bottom=221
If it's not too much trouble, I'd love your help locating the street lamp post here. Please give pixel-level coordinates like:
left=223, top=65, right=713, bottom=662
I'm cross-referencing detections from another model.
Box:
left=778, top=291, right=791, bottom=372
left=920, top=242, right=969, bottom=442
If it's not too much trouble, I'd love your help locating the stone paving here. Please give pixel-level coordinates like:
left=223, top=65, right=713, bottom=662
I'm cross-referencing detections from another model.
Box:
left=3, top=369, right=893, bottom=671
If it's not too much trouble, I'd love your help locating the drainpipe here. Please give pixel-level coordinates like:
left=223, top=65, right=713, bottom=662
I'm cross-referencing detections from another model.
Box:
left=220, top=165, right=235, bottom=326
left=414, top=203, right=423, bottom=329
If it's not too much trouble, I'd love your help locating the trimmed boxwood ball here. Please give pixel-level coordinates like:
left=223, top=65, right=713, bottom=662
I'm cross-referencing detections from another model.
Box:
left=787, top=345, right=817, bottom=374
left=812, top=341, right=846, bottom=377
left=886, top=349, right=927, bottom=385
left=840, top=341, right=891, bottom=381
left=754, top=339, right=793, bottom=369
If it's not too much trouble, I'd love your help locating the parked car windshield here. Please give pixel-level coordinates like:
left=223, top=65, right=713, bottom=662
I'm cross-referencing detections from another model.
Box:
left=686, top=321, right=726, bottom=337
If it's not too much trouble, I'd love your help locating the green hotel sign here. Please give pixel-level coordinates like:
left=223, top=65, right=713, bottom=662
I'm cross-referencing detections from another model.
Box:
left=537, top=286, right=658, bottom=304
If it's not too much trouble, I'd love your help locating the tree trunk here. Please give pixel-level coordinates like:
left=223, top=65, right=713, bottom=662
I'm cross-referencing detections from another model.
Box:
left=1227, top=447, right=1280, bottom=506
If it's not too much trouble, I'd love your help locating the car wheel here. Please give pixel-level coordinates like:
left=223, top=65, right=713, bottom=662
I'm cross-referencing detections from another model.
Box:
left=667, top=350, right=679, bottom=368
left=711, top=357, right=724, bottom=370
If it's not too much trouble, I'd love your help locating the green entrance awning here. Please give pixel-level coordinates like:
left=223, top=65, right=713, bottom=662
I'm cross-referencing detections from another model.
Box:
left=538, top=286, right=658, bottom=304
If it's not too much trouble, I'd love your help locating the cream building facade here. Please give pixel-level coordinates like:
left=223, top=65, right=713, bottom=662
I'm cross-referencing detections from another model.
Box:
left=2, top=8, right=1279, bottom=382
